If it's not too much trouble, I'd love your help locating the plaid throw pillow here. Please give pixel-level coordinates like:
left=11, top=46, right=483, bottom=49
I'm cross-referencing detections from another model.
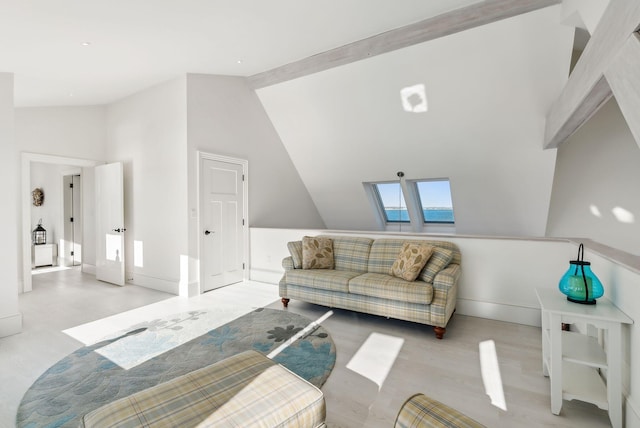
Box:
left=419, top=246, right=454, bottom=283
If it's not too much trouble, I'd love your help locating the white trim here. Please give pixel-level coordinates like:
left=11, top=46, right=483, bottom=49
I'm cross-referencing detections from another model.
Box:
left=125, top=270, right=179, bottom=295
left=21, top=152, right=100, bottom=293
left=82, top=263, right=96, bottom=276
left=250, top=268, right=283, bottom=285
left=456, top=298, right=542, bottom=327
left=197, top=152, right=249, bottom=294
left=0, top=312, right=23, bottom=338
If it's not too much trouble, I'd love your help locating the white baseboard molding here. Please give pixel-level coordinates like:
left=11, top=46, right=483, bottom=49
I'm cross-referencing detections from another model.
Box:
left=126, top=271, right=179, bottom=295
left=0, top=312, right=23, bottom=338
left=82, top=263, right=96, bottom=276
left=250, top=268, right=282, bottom=285
left=455, top=298, right=541, bottom=327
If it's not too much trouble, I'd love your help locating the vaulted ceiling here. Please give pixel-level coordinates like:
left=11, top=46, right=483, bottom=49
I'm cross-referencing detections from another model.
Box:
left=3, top=0, right=557, bottom=107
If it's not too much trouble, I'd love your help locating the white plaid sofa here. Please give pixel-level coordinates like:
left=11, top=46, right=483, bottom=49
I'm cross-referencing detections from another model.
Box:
left=79, top=350, right=326, bottom=428
left=280, top=236, right=461, bottom=339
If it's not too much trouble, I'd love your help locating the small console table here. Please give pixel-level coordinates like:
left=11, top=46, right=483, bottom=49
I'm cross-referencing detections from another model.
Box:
left=536, top=287, right=632, bottom=428
left=32, top=243, right=58, bottom=268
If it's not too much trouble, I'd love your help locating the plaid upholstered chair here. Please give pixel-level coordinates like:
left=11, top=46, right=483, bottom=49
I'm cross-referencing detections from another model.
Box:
left=395, top=394, right=485, bottom=428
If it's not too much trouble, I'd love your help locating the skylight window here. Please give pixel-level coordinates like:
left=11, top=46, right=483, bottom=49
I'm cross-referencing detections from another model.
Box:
left=416, top=180, right=455, bottom=224
left=374, top=182, right=408, bottom=223
left=364, top=177, right=455, bottom=231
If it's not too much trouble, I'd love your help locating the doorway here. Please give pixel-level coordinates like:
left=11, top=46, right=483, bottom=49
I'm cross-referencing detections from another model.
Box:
left=63, top=174, right=82, bottom=267
left=21, top=153, right=100, bottom=293
left=198, top=153, right=248, bottom=293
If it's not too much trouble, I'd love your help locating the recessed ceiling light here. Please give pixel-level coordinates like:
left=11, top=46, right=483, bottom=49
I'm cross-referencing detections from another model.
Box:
left=237, top=59, right=243, bottom=64
left=81, top=42, right=91, bottom=46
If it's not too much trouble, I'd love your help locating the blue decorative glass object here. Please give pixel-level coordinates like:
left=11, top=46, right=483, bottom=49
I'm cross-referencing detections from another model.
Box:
left=558, top=244, right=604, bottom=304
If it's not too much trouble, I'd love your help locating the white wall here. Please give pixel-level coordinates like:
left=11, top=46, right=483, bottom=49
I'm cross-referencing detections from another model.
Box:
left=30, top=163, right=64, bottom=247
left=15, top=107, right=107, bottom=288
left=106, top=77, right=189, bottom=295
left=546, top=98, right=640, bottom=256
left=185, top=74, right=326, bottom=294
left=0, top=73, right=21, bottom=337
left=249, top=227, right=639, bottom=426
left=15, top=106, right=107, bottom=160
left=186, top=74, right=325, bottom=230
left=256, top=6, right=572, bottom=236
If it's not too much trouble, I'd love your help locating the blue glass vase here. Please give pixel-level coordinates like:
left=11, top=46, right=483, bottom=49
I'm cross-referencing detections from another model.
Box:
left=558, top=244, right=604, bottom=304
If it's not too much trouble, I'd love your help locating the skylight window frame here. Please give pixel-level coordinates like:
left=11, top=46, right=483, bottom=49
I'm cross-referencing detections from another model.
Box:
left=409, top=178, right=455, bottom=225
left=363, top=177, right=455, bottom=233
left=372, top=181, right=410, bottom=224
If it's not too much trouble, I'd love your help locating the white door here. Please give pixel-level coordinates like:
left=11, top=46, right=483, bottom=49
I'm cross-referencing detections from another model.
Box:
left=200, top=158, right=245, bottom=292
left=95, top=162, right=125, bottom=286
left=63, top=174, right=82, bottom=267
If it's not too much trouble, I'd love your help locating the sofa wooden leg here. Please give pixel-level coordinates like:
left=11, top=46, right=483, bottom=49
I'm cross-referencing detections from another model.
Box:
left=434, top=326, right=446, bottom=340
left=281, top=298, right=290, bottom=308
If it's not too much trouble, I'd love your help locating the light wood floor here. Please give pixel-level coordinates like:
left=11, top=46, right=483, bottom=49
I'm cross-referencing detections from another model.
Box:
left=0, top=269, right=612, bottom=427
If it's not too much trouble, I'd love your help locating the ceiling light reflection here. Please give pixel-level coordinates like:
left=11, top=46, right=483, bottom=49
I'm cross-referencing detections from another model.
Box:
left=612, top=206, right=635, bottom=224
left=589, top=204, right=602, bottom=218
left=400, top=84, right=428, bottom=113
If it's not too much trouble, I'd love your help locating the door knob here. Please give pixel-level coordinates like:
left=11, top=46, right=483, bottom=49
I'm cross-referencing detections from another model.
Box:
left=204, top=230, right=214, bottom=235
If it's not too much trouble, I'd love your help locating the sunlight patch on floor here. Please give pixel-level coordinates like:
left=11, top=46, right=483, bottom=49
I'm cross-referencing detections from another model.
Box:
left=479, top=339, right=507, bottom=411
left=268, top=310, right=333, bottom=359
left=63, top=281, right=280, bottom=347
left=346, top=332, right=404, bottom=390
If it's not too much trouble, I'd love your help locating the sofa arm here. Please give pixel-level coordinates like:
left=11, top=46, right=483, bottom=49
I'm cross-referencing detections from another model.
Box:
left=429, top=264, right=461, bottom=328
left=282, top=256, right=295, bottom=271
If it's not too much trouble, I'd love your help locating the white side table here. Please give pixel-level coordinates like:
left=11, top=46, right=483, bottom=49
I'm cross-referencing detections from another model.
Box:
left=32, top=243, right=58, bottom=268
left=536, top=287, right=633, bottom=428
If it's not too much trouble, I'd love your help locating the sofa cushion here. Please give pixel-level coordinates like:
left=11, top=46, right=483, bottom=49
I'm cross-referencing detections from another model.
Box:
left=419, top=247, right=454, bottom=283
left=80, top=350, right=326, bottom=428
left=302, top=236, right=334, bottom=269
left=368, top=239, right=415, bottom=275
left=348, top=273, right=434, bottom=305
left=288, top=241, right=303, bottom=269
left=390, top=242, right=434, bottom=281
left=286, top=269, right=361, bottom=293
left=323, top=236, right=374, bottom=273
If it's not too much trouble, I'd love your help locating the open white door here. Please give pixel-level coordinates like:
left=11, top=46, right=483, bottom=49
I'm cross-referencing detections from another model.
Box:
left=200, top=156, right=245, bottom=292
left=95, top=162, right=125, bottom=286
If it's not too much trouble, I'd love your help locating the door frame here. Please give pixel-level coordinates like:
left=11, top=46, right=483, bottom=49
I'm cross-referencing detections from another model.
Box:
left=197, top=152, right=249, bottom=293
left=21, top=153, right=100, bottom=293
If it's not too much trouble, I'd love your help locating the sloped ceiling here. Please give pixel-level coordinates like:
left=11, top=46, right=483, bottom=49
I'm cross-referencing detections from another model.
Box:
left=1, top=0, right=484, bottom=107
left=257, top=6, right=574, bottom=236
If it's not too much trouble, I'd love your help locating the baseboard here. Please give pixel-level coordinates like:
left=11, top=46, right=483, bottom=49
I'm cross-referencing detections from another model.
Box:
left=456, top=298, right=541, bottom=327
left=82, top=263, right=96, bottom=275
left=126, top=271, right=179, bottom=295
left=0, top=312, right=23, bottom=338
left=250, top=268, right=282, bottom=285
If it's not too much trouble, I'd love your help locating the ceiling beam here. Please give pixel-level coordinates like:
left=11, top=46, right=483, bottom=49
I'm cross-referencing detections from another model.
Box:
left=544, top=0, right=640, bottom=149
left=248, top=0, right=560, bottom=89
left=606, top=32, right=640, bottom=148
